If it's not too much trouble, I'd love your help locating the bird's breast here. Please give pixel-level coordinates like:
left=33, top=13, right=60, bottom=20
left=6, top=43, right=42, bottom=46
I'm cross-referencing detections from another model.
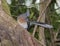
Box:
left=18, top=20, right=28, bottom=29
left=19, top=18, right=26, bottom=23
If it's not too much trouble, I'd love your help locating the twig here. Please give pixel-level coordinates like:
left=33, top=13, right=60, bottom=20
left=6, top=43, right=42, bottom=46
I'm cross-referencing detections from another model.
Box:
left=54, top=26, right=60, bottom=40
left=32, top=0, right=52, bottom=36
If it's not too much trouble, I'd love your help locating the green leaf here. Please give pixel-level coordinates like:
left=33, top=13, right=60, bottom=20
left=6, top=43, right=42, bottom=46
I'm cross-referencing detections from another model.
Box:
left=29, top=12, right=34, bottom=19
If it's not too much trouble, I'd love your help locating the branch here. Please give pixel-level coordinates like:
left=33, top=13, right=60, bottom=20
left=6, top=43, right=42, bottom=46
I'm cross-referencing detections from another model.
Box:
left=32, top=0, right=52, bottom=36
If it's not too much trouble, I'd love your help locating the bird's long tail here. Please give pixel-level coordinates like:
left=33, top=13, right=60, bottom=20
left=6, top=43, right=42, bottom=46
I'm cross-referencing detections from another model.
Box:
left=28, top=21, right=53, bottom=29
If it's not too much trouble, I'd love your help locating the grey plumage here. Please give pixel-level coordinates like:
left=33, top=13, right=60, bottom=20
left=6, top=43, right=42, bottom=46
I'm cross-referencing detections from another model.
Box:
left=17, top=9, right=30, bottom=21
left=17, top=9, right=53, bottom=29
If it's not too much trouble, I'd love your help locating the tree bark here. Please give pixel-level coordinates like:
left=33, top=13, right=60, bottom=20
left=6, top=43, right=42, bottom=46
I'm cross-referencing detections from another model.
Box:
left=0, top=0, right=43, bottom=46
left=38, top=0, right=46, bottom=46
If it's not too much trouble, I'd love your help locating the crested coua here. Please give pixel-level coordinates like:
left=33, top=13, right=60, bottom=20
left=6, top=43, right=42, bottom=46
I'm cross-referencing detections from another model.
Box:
left=17, top=9, right=53, bottom=30
left=17, top=9, right=30, bottom=29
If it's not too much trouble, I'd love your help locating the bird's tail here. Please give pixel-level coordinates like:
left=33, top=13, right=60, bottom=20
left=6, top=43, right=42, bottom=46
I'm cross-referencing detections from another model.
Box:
left=28, top=21, right=53, bottom=29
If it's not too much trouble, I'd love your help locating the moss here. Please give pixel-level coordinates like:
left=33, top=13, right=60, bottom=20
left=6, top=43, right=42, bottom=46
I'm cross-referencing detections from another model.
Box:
left=1, top=0, right=11, bottom=15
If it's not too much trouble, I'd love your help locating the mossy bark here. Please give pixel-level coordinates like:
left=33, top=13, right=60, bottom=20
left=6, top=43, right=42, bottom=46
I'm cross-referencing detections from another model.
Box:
left=1, top=0, right=11, bottom=15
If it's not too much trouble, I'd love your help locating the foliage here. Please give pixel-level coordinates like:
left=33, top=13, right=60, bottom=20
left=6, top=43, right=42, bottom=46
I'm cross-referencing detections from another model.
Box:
left=44, top=0, right=60, bottom=45
left=49, top=0, right=60, bottom=31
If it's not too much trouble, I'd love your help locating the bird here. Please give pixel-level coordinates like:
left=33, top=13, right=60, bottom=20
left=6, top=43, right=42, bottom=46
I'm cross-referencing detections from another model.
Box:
left=17, top=9, right=30, bottom=29
left=17, top=9, right=53, bottom=30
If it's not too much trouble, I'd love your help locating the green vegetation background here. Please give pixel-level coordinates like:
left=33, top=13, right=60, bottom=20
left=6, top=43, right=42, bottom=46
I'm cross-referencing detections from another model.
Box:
left=2, top=0, right=60, bottom=45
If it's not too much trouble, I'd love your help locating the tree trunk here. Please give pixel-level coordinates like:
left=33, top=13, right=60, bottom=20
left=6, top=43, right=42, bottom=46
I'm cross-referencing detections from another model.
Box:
left=38, top=0, right=46, bottom=46
left=0, top=0, right=43, bottom=46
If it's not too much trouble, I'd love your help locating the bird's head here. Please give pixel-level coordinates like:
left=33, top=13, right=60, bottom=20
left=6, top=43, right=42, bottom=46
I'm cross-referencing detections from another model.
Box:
left=17, top=15, right=27, bottom=23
